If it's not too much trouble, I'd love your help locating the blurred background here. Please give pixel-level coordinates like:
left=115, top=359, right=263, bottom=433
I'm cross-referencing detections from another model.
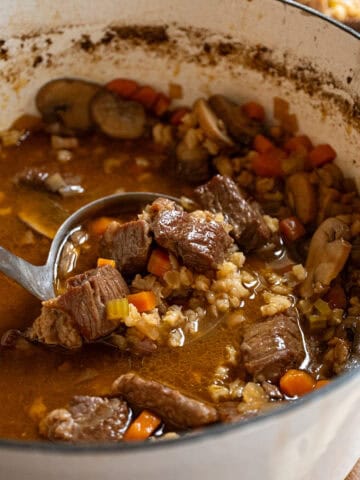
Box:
left=297, top=0, right=360, bottom=30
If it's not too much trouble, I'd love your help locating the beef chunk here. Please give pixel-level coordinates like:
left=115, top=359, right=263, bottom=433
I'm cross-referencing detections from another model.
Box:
left=112, top=373, right=218, bottom=428
left=148, top=198, right=232, bottom=272
left=28, top=265, right=129, bottom=348
left=40, top=396, right=130, bottom=442
left=101, top=219, right=152, bottom=277
left=240, top=310, right=305, bottom=382
left=195, top=175, right=271, bottom=251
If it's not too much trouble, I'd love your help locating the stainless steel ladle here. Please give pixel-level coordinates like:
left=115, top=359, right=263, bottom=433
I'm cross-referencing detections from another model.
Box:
left=0, top=192, right=178, bottom=301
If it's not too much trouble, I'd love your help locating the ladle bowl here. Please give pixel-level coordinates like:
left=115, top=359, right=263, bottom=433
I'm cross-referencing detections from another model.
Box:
left=0, top=192, right=178, bottom=301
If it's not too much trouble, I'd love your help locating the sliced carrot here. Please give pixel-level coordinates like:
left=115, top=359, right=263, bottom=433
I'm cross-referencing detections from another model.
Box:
left=88, top=217, right=114, bottom=236
left=314, top=379, right=331, bottom=390
left=97, top=258, right=116, bottom=268
left=324, top=284, right=347, bottom=310
left=147, top=249, right=172, bottom=276
left=309, top=144, right=336, bottom=167
left=284, top=135, right=313, bottom=154
left=242, top=101, right=265, bottom=122
left=252, top=149, right=283, bottom=177
left=123, top=410, right=161, bottom=441
left=106, top=78, right=139, bottom=98
left=253, top=134, right=274, bottom=153
left=170, top=107, right=191, bottom=125
left=131, top=86, right=159, bottom=109
left=153, top=93, right=171, bottom=116
left=279, top=217, right=306, bottom=242
left=279, top=369, right=316, bottom=397
left=127, top=291, right=157, bottom=312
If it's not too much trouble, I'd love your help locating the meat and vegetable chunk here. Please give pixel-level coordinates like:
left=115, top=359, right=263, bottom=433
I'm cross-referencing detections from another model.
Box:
left=40, top=396, right=130, bottom=442
left=148, top=198, right=233, bottom=272
left=28, top=265, right=129, bottom=348
left=195, top=175, right=271, bottom=251
left=240, top=310, right=305, bottom=382
left=112, top=373, right=219, bottom=428
left=101, top=219, right=152, bottom=277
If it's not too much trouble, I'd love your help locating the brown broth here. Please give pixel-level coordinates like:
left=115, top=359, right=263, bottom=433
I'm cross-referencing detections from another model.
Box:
left=0, top=132, right=267, bottom=440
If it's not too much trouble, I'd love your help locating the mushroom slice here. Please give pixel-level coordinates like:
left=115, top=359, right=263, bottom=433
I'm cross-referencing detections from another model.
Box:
left=194, top=98, right=234, bottom=146
left=90, top=90, right=145, bottom=139
left=300, top=218, right=352, bottom=298
left=208, top=94, right=261, bottom=143
left=175, top=140, right=210, bottom=183
left=286, top=172, right=317, bottom=224
left=36, top=79, right=100, bottom=132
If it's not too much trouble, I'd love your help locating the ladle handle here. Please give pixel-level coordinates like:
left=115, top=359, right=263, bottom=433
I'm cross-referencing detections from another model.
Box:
left=0, top=246, right=54, bottom=301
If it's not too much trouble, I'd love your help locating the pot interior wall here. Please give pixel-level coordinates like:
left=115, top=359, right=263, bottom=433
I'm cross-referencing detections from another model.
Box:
left=0, top=0, right=359, bottom=184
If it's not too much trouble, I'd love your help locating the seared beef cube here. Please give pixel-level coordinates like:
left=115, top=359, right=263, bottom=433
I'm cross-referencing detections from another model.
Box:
left=40, top=396, right=130, bottom=442
left=195, top=175, right=271, bottom=251
left=29, top=265, right=129, bottom=348
left=101, top=219, right=152, bottom=277
left=149, top=198, right=232, bottom=272
left=240, top=310, right=305, bottom=382
left=112, top=373, right=218, bottom=428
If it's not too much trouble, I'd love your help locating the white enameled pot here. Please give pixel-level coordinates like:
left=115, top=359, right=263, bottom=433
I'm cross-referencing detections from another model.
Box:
left=0, top=1, right=359, bottom=479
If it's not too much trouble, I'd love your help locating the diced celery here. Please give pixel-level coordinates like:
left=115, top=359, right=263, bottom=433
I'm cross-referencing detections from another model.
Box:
left=314, top=298, right=331, bottom=316
left=308, top=314, right=327, bottom=331
left=106, top=298, right=129, bottom=323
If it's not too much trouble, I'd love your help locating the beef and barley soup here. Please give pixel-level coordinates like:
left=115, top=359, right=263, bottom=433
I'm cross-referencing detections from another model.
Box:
left=0, top=77, right=359, bottom=443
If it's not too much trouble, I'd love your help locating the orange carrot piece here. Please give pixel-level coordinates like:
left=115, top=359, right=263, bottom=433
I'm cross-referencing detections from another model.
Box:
left=314, top=379, right=331, bottom=390
left=153, top=93, right=171, bottom=116
left=253, top=134, right=274, bottom=153
left=252, top=149, right=283, bottom=177
left=148, top=249, right=172, bottom=276
left=242, top=101, right=265, bottom=122
left=106, top=78, right=139, bottom=98
left=131, top=86, right=159, bottom=109
left=123, top=410, right=161, bottom=441
left=97, top=258, right=116, bottom=268
left=127, top=291, right=157, bottom=312
left=170, top=107, right=191, bottom=125
left=279, top=217, right=306, bottom=242
left=279, top=369, right=316, bottom=397
left=309, top=144, right=336, bottom=167
left=284, top=135, right=313, bottom=153
left=88, top=217, right=114, bottom=236
left=324, top=284, right=347, bottom=310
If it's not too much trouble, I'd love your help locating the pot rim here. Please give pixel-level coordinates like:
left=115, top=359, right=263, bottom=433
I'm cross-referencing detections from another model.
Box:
left=1, top=0, right=359, bottom=454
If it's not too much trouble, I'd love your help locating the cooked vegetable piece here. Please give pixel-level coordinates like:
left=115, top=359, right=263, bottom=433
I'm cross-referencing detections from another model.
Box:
left=91, top=89, right=145, bottom=139
left=242, top=101, right=265, bottom=122
left=154, top=93, right=171, bottom=116
left=127, top=291, right=157, bottom=312
left=252, top=150, right=283, bottom=177
left=279, top=369, right=316, bottom=396
left=279, top=217, right=306, bottom=242
left=253, top=134, right=274, bottom=153
left=131, top=86, right=159, bottom=109
left=123, top=410, right=161, bottom=441
left=284, top=135, right=313, bottom=153
left=315, top=379, right=331, bottom=389
left=309, top=144, right=336, bottom=167
left=300, top=218, right=352, bottom=298
left=97, top=258, right=116, bottom=268
left=170, top=107, right=190, bottom=125
left=324, top=284, right=347, bottom=309
left=106, top=78, right=139, bottom=98
left=106, top=298, right=130, bottom=322
left=286, top=172, right=317, bottom=224
left=175, top=140, right=210, bottom=183
left=308, top=314, right=327, bottom=331
left=194, top=98, right=234, bottom=146
left=147, top=249, right=172, bottom=276
left=36, top=78, right=100, bottom=131
left=88, top=217, right=115, bottom=236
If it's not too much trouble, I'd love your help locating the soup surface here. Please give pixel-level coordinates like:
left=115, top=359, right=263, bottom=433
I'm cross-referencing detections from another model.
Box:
left=0, top=78, right=359, bottom=443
